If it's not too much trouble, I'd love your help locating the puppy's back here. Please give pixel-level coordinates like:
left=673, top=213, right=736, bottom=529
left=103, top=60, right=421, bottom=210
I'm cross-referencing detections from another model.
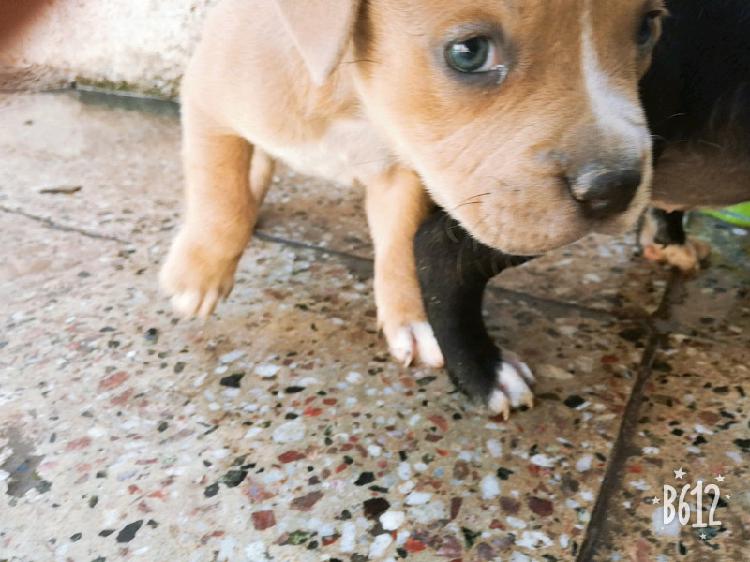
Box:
left=183, top=0, right=354, bottom=144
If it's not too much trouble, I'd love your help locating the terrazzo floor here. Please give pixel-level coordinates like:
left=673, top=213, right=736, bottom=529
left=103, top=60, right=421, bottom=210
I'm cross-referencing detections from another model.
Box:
left=0, top=91, right=748, bottom=562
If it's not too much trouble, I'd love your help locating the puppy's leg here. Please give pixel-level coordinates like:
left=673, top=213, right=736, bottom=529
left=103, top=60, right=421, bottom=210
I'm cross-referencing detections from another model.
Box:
left=366, top=167, right=443, bottom=367
left=249, top=148, right=276, bottom=207
left=160, top=104, right=270, bottom=317
left=414, top=211, right=534, bottom=418
left=639, top=208, right=710, bottom=273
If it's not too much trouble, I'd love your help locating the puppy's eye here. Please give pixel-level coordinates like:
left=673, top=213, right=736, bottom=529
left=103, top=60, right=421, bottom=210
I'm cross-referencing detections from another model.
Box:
left=637, top=10, right=663, bottom=47
left=445, top=37, right=497, bottom=73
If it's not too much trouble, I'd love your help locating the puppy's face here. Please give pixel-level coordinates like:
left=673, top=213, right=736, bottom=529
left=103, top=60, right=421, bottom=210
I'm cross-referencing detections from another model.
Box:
left=355, top=0, right=665, bottom=254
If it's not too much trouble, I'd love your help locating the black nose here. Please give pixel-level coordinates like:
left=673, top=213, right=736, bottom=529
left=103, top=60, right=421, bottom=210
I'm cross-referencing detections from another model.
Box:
left=567, top=165, right=642, bottom=220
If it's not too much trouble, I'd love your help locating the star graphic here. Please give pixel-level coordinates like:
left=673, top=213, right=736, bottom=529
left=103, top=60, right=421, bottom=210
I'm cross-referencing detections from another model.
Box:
left=715, top=474, right=725, bottom=482
left=674, top=467, right=686, bottom=480
left=652, top=496, right=660, bottom=505
left=699, top=533, right=707, bottom=541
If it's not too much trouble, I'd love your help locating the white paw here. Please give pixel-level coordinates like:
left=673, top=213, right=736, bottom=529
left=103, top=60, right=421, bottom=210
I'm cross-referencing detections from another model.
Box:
left=386, top=321, right=444, bottom=368
left=488, top=352, right=534, bottom=420
left=159, top=233, right=239, bottom=319
left=170, top=287, right=224, bottom=318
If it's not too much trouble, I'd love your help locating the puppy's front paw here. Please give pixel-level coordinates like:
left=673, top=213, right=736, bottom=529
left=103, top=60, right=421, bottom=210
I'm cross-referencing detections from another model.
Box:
left=643, top=237, right=711, bottom=273
left=487, top=352, right=535, bottom=420
left=383, top=320, right=444, bottom=368
left=159, top=231, right=241, bottom=318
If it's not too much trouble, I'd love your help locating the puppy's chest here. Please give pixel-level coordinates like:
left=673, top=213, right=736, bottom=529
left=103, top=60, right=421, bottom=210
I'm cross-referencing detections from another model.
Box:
left=267, top=118, right=393, bottom=185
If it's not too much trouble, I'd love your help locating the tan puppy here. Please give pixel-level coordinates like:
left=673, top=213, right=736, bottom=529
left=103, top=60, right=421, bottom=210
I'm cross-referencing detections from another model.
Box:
left=161, top=0, right=664, bottom=372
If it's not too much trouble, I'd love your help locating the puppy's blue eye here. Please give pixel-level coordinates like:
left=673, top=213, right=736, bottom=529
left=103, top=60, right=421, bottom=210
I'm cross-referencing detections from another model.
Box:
left=637, top=11, right=662, bottom=47
left=445, top=37, right=495, bottom=73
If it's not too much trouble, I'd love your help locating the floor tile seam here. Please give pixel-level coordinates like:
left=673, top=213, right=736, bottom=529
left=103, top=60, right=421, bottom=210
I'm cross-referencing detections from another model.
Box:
left=576, top=271, right=681, bottom=561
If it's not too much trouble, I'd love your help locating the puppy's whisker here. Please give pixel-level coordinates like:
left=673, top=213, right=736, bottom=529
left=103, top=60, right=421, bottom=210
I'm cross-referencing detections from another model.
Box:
left=453, top=200, right=483, bottom=211
left=665, top=112, right=687, bottom=121
left=452, top=191, right=491, bottom=211
left=464, top=192, right=491, bottom=202
left=697, top=139, right=725, bottom=150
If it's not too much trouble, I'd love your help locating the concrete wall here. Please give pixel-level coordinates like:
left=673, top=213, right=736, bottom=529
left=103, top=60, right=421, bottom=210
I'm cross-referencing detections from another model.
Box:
left=1, top=0, right=218, bottom=98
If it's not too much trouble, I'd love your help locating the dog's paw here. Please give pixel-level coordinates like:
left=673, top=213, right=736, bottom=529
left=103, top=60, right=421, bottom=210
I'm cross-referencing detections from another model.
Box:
left=487, top=351, right=535, bottom=420
left=384, top=321, right=444, bottom=368
left=159, top=232, right=240, bottom=318
left=643, top=237, right=711, bottom=273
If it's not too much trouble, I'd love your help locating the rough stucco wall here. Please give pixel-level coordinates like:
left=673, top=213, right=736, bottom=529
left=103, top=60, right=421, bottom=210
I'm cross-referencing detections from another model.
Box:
left=1, top=0, right=219, bottom=98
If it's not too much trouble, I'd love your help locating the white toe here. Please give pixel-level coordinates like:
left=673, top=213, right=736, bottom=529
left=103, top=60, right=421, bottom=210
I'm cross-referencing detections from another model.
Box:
left=412, top=322, right=444, bottom=368
left=172, top=291, right=201, bottom=318
left=488, top=389, right=510, bottom=420
left=503, top=351, right=535, bottom=384
left=198, top=288, right=219, bottom=318
left=496, top=362, right=534, bottom=409
left=389, top=326, right=414, bottom=367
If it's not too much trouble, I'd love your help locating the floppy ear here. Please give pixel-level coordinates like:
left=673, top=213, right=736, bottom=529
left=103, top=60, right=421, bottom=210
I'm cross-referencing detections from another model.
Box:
left=273, top=0, right=361, bottom=85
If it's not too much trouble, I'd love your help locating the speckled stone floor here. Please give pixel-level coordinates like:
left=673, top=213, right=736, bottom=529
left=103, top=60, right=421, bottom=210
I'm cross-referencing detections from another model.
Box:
left=0, top=91, right=748, bottom=562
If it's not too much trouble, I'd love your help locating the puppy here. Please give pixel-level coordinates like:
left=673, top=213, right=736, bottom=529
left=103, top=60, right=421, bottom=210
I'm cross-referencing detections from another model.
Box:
left=638, top=0, right=750, bottom=271
left=415, top=0, right=750, bottom=417
left=161, top=0, right=661, bottom=398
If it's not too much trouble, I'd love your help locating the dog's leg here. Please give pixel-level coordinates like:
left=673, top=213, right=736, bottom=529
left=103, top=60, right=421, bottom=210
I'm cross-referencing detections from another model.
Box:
left=639, top=208, right=710, bottom=273
left=414, top=211, right=534, bottom=418
left=249, top=148, right=276, bottom=208
left=365, top=167, right=444, bottom=367
left=161, top=103, right=269, bottom=317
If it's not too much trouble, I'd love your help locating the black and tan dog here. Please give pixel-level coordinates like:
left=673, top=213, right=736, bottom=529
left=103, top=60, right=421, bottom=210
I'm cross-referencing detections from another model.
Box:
left=639, top=0, right=750, bottom=271
left=161, top=0, right=666, bottom=416
left=415, top=0, right=750, bottom=417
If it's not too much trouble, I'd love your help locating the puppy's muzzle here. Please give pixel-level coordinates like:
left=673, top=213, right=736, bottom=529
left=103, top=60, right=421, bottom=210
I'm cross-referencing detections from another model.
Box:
left=566, top=161, right=643, bottom=220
